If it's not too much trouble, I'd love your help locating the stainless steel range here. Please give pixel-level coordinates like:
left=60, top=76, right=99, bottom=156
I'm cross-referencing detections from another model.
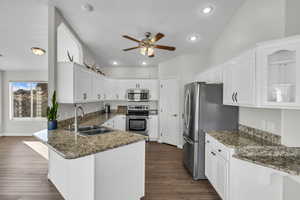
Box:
left=126, top=105, right=149, bottom=136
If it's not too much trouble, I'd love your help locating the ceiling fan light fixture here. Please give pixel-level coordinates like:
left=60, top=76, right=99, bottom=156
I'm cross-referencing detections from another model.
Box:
left=31, top=47, right=46, bottom=56
left=140, top=47, right=154, bottom=57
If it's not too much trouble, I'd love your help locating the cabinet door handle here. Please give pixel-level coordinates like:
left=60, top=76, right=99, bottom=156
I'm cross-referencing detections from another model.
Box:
left=234, top=92, right=238, bottom=102
left=211, top=152, right=216, bottom=156
left=232, top=92, right=235, bottom=102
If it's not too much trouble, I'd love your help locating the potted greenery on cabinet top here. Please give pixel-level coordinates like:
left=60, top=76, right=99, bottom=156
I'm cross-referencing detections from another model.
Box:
left=47, top=91, right=59, bottom=130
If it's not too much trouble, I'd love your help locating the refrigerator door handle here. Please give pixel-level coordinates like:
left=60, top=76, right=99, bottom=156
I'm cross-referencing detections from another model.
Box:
left=185, top=91, right=191, bottom=129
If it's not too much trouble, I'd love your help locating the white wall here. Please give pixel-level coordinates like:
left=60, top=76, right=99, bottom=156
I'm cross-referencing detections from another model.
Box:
left=158, top=52, right=209, bottom=146
left=0, top=72, right=3, bottom=136
left=48, top=6, right=100, bottom=120
left=285, top=0, right=300, bottom=36
left=2, top=71, right=48, bottom=136
left=101, top=66, right=158, bottom=79
left=207, top=0, right=286, bottom=136
left=239, top=107, right=282, bottom=135
left=209, top=0, right=286, bottom=67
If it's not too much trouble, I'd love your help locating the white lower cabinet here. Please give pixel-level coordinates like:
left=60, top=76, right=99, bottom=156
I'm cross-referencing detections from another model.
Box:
left=113, top=115, right=126, bottom=131
left=148, top=115, right=158, bottom=141
left=205, top=135, right=229, bottom=200
left=205, top=133, right=297, bottom=200
left=102, top=115, right=126, bottom=131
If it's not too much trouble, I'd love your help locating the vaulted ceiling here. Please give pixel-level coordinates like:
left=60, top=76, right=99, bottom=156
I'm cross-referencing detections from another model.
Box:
left=0, top=0, right=245, bottom=71
left=51, top=0, right=245, bottom=67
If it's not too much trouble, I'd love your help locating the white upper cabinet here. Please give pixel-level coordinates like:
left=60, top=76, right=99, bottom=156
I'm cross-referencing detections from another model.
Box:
left=257, top=38, right=300, bottom=108
left=223, top=49, right=256, bottom=106
left=57, top=63, right=159, bottom=103
left=57, top=62, right=94, bottom=103
left=140, top=80, right=159, bottom=100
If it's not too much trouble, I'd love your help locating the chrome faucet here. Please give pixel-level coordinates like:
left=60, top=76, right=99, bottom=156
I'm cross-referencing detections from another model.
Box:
left=74, top=104, right=85, bottom=133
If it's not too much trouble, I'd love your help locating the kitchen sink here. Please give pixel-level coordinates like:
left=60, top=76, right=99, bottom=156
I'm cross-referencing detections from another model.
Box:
left=66, top=125, right=113, bottom=136
left=80, top=126, right=113, bottom=136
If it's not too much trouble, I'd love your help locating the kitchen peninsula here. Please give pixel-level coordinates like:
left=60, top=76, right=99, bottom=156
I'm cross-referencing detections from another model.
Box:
left=34, top=112, right=146, bottom=200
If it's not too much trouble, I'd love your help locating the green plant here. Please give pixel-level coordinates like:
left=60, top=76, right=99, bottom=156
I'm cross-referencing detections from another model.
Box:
left=47, top=91, right=59, bottom=121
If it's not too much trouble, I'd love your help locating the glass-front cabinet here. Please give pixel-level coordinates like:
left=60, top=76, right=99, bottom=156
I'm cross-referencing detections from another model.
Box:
left=257, top=40, right=300, bottom=108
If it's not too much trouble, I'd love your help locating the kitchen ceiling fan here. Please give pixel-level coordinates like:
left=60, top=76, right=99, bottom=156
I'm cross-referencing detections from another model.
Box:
left=122, top=32, right=176, bottom=57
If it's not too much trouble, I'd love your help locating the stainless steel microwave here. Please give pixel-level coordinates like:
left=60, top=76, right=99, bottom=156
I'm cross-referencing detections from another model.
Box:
left=127, top=89, right=150, bottom=102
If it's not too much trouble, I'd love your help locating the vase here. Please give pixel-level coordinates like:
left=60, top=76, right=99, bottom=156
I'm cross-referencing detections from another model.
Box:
left=48, top=120, right=58, bottom=130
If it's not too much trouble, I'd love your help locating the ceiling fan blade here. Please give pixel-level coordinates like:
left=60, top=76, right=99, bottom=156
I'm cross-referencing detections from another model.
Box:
left=123, top=46, right=140, bottom=51
left=151, top=33, right=165, bottom=43
left=154, top=45, right=176, bottom=51
left=122, top=35, right=141, bottom=43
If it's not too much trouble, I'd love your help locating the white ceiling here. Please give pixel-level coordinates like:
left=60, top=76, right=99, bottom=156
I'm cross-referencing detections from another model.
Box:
left=52, top=0, right=245, bottom=67
left=0, top=0, right=48, bottom=71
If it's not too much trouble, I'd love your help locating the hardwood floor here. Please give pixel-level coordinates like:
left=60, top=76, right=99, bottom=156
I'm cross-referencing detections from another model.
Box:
left=144, top=142, right=221, bottom=200
left=0, top=136, right=63, bottom=200
left=0, top=137, right=220, bottom=200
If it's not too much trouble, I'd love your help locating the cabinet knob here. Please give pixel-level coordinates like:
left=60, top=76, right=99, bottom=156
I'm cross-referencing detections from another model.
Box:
left=218, top=149, right=222, bottom=152
left=211, top=152, right=216, bottom=156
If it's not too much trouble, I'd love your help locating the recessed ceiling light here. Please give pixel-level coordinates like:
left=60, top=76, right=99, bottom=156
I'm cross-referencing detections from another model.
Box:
left=187, top=34, right=201, bottom=42
left=141, top=61, right=147, bottom=66
left=112, top=61, right=118, bottom=66
left=81, top=3, right=94, bottom=12
left=31, top=47, right=46, bottom=56
left=200, top=4, right=215, bottom=16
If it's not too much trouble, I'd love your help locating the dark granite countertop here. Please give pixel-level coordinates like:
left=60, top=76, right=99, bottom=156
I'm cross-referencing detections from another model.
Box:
left=206, top=130, right=279, bottom=148
left=206, top=129, right=300, bottom=176
left=34, top=111, right=145, bottom=159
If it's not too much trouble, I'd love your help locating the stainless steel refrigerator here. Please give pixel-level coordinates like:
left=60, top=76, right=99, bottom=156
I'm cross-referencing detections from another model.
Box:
left=183, top=82, right=238, bottom=180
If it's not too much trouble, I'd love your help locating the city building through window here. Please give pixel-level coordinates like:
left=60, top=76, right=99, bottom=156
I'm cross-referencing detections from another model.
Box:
left=10, top=82, right=48, bottom=119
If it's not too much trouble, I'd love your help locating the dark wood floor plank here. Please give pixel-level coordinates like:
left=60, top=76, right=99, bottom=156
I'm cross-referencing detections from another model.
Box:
left=0, top=136, right=64, bottom=200
left=144, top=142, right=221, bottom=200
left=0, top=137, right=220, bottom=200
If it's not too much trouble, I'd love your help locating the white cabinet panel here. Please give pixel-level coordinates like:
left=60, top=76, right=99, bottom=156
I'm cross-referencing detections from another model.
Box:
left=148, top=115, right=158, bottom=140
left=74, top=65, right=92, bottom=102
left=113, top=115, right=126, bottom=131
left=230, top=158, right=283, bottom=200
left=205, top=134, right=229, bottom=200
left=222, top=49, right=256, bottom=107
left=102, top=115, right=126, bottom=131
left=57, top=62, right=95, bottom=103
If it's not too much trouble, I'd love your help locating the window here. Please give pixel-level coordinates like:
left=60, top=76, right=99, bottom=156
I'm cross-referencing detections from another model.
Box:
left=10, top=82, right=48, bottom=119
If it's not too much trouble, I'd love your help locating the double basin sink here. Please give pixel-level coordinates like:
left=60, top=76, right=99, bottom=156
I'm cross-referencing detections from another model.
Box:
left=67, top=125, right=113, bottom=136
